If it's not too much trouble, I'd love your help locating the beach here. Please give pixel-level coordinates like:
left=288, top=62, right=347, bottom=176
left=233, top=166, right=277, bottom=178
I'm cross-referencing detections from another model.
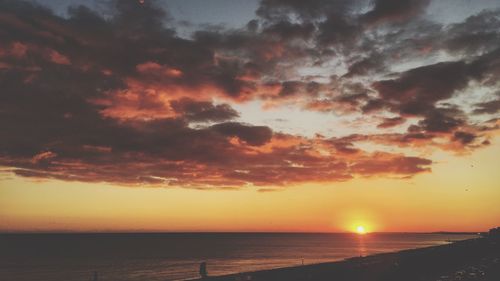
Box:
left=190, top=234, right=500, bottom=281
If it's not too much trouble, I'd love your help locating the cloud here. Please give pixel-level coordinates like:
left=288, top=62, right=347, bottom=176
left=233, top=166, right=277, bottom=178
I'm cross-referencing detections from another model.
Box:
left=473, top=92, right=500, bottom=114
left=372, top=61, right=470, bottom=115
left=316, top=12, right=361, bottom=47
left=31, top=151, right=57, bottom=164
left=419, top=112, right=464, bottom=137
left=361, top=0, right=431, bottom=25
left=474, top=99, right=500, bottom=115
left=442, top=9, right=500, bottom=56
left=453, top=131, right=477, bottom=145
left=210, top=122, right=273, bottom=146
left=170, top=98, right=239, bottom=123
left=377, top=117, right=406, bottom=129
left=344, top=54, right=386, bottom=78
left=256, top=0, right=351, bottom=20
left=262, top=20, right=316, bottom=40
left=350, top=152, right=432, bottom=176
left=0, top=0, right=499, bottom=188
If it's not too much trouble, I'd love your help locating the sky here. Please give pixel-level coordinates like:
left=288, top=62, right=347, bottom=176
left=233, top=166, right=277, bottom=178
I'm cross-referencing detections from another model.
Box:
left=0, top=0, right=499, bottom=233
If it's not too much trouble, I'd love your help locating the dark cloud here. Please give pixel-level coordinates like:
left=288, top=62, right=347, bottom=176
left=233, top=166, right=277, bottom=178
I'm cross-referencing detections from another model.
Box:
left=170, top=98, right=239, bottom=122
left=417, top=108, right=465, bottom=133
left=262, top=20, right=315, bottom=40
left=469, top=47, right=500, bottom=86
left=317, top=12, right=361, bottom=47
left=377, top=117, right=406, bottom=128
left=210, top=122, right=273, bottom=146
left=350, top=153, right=432, bottom=176
left=303, top=82, right=372, bottom=113
left=277, top=80, right=321, bottom=97
left=111, top=0, right=174, bottom=38
left=453, top=131, right=477, bottom=145
left=330, top=141, right=360, bottom=155
left=344, top=54, right=386, bottom=78
left=0, top=0, right=498, bottom=188
left=278, top=81, right=303, bottom=97
left=362, top=99, right=386, bottom=113
left=373, top=61, right=470, bottom=116
left=473, top=92, right=500, bottom=114
left=443, top=9, right=500, bottom=56
left=361, top=0, right=431, bottom=25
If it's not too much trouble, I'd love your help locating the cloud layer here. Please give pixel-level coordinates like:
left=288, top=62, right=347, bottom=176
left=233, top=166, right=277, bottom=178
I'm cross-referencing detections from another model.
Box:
left=0, top=0, right=499, bottom=189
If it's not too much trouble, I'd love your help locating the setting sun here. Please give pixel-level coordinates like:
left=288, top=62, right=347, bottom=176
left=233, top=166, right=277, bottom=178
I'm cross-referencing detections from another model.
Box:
left=356, top=225, right=367, bottom=234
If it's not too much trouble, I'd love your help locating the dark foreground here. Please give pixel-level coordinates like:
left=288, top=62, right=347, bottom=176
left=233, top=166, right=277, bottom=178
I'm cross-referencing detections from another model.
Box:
left=191, top=235, right=500, bottom=281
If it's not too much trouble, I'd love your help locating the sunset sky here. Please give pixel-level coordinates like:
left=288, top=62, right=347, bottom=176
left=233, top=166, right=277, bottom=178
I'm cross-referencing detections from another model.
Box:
left=1, top=0, right=499, bottom=233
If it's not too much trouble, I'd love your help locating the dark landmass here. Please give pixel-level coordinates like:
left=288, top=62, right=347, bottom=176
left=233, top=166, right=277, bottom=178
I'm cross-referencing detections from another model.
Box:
left=191, top=229, right=500, bottom=281
left=430, top=232, right=482, bottom=235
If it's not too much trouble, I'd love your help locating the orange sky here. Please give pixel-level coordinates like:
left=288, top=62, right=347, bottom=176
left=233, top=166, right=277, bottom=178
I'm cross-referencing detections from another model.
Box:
left=1, top=0, right=500, bottom=233
left=2, top=138, right=499, bottom=233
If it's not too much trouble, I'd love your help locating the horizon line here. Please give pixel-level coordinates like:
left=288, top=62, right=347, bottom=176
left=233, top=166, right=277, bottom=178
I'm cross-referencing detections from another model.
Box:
left=0, top=230, right=484, bottom=235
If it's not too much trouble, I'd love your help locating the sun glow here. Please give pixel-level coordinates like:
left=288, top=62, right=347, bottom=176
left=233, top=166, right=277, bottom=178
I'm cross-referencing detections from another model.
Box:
left=356, top=225, right=367, bottom=234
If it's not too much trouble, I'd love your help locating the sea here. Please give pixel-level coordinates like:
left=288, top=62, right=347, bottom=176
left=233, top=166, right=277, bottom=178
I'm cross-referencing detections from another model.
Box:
left=0, top=232, right=478, bottom=281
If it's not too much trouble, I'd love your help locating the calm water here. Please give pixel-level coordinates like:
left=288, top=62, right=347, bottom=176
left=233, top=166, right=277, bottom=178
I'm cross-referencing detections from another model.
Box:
left=0, top=233, right=477, bottom=281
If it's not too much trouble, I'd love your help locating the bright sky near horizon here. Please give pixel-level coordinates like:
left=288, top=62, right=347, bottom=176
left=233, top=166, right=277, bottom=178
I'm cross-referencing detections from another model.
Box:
left=1, top=0, right=500, bottom=233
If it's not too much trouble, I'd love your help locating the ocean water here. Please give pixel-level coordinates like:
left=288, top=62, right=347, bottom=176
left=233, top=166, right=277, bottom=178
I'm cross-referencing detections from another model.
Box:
left=0, top=232, right=477, bottom=281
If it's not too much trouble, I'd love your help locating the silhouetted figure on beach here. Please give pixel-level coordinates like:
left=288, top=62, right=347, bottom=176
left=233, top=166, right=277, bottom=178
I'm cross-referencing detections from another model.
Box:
left=92, top=271, right=98, bottom=281
left=199, top=262, right=208, bottom=278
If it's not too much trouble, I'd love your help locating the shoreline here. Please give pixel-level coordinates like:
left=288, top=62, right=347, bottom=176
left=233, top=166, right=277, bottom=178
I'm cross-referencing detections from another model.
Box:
left=189, top=236, right=500, bottom=281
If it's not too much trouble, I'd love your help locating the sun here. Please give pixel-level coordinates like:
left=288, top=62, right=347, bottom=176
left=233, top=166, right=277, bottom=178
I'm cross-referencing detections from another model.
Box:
left=356, top=225, right=367, bottom=235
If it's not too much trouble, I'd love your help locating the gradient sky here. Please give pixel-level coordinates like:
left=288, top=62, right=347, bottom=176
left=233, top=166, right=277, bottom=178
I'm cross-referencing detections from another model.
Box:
left=1, top=0, right=500, bottom=233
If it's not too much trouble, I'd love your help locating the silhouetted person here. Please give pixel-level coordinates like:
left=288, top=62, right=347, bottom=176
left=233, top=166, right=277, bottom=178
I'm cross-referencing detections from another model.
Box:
left=199, top=261, right=208, bottom=278
left=92, top=271, right=98, bottom=281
